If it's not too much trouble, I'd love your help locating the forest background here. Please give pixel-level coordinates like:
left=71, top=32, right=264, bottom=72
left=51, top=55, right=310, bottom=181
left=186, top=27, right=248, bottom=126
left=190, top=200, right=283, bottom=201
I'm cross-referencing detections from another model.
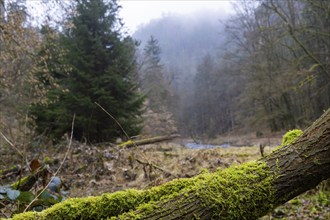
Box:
left=1, top=0, right=329, bottom=142
left=0, top=0, right=329, bottom=219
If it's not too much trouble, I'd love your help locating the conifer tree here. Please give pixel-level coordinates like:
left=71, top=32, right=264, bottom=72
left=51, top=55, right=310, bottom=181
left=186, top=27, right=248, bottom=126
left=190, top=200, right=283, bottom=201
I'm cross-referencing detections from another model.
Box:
left=31, top=0, right=144, bottom=142
left=140, top=36, right=171, bottom=110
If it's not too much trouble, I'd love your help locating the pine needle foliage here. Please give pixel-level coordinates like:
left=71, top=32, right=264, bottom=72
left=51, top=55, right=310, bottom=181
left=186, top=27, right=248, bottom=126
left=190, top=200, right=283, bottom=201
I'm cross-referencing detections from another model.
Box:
left=30, top=0, right=144, bottom=142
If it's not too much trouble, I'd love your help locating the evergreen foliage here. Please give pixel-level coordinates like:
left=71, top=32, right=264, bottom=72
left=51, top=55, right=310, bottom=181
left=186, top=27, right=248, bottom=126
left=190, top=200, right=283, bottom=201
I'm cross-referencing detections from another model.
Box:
left=30, top=0, right=144, bottom=142
left=140, top=35, right=171, bottom=111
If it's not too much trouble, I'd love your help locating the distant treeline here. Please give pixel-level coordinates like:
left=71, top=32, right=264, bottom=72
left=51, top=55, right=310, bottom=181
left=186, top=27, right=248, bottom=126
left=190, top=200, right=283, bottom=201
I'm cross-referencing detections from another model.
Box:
left=134, top=0, right=330, bottom=138
left=0, top=0, right=329, bottom=144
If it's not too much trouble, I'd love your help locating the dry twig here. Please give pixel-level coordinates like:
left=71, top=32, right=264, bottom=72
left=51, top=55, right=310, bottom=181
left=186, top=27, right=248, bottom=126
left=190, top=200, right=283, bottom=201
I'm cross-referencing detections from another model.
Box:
left=0, top=131, right=24, bottom=158
left=135, top=157, right=177, bottom=178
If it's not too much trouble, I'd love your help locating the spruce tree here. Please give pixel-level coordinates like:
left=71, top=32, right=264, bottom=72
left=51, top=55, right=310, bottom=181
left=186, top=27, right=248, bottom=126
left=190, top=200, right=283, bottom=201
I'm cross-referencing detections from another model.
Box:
left=140, top=36, right=171, bottom=111
left=31, top=0, right=144, bottom=142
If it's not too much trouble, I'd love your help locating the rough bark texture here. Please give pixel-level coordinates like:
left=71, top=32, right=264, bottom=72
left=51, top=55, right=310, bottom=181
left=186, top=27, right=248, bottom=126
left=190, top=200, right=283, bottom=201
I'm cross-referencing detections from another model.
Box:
left=264, top=109, right=330, bottom=205
left=7, top=109, right=330, bottom=220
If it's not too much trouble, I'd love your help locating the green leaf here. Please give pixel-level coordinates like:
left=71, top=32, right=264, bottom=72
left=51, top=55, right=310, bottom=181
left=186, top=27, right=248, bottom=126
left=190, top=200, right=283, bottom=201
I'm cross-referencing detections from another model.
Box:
left=39, top=191, right=53, bottom=200
left=0, top=185, right=11, bottom=194
left=48, top=176, right=61, bottom=192
left=33, top=206, right=44, bottom=212
left=7, top=189, right=20, bottom=200
left=40, top=191, right=60, bottom=204
left=39, top=191, right=59, bottom=205
left=60, top=190, right=69, bottom=196
left=17, top=191, right=35, bottom=203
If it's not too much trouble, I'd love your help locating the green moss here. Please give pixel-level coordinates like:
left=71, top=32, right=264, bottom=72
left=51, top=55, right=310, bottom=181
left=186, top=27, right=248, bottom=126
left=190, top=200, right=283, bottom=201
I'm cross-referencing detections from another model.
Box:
left=271, top=129, right=304, bottom=154
left=113, top=161, right=276, bottom=219
left=118, top=140, right=133, bottom=147
left=10, top=175, right=195, bottom=219
left=43, top=157, right=52, bottom=165
left=288, top=198, right=301, bottom=205
left=10, top=162, right=276, bottom=220
left=281, top=129, right=303, bottom=146
left=6, top=212, right=40, bottom=220
left=11, top=176, right=30, bottom=190
left=199, top=161, right=275, bottom=219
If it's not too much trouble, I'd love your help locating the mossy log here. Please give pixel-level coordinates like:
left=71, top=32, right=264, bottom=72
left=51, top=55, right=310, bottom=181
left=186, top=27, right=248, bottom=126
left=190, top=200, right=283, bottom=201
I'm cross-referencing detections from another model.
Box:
left=118, top=135, right=180, bottom=148
left=7, top=109, right=330, bottom=220
left=11, top=166, right=48, bottom=191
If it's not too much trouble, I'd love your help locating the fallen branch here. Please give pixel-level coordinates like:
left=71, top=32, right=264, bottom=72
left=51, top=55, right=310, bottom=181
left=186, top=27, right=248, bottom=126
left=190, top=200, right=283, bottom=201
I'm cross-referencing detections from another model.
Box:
left=118, top=134, right=180, bottom=148
left=0, top=166, right=21, bottom=180
left=135, top=157, right=177, bottom=178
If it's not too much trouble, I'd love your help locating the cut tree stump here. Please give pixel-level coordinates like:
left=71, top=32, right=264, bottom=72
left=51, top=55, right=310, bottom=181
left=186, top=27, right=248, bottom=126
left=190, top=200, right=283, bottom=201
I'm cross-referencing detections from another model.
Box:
left=7, top=109, right=330, bottom=220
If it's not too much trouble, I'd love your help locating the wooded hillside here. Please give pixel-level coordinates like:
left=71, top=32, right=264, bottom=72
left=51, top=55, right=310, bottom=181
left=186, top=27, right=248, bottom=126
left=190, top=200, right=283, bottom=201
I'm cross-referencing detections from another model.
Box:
left=134, top=0, right=330, bottom=138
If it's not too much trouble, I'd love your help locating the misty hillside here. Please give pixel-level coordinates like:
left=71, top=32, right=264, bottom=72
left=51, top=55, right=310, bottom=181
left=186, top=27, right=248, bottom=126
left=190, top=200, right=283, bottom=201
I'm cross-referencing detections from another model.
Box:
left=133, top=11, right=229, bottom=80
left=132, top=1, right=330, bottom=138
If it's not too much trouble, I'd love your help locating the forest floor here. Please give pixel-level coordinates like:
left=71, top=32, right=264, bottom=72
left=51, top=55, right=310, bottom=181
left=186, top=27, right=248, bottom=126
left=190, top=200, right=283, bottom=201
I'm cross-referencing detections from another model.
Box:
left=0, top=134, right=329, bottom=219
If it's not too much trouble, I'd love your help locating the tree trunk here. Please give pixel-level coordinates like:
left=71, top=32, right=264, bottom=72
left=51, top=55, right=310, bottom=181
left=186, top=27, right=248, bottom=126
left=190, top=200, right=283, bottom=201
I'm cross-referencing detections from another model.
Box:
left=263, top=109, right=330, bottom=206
left=9, top=109, right=330, bottom=220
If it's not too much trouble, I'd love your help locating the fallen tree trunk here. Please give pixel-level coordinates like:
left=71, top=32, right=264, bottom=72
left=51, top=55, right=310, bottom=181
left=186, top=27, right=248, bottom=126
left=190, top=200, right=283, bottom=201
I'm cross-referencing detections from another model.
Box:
left=8, top=109, right=330, bottom=220
left=118, top=134, right=180, bottom=148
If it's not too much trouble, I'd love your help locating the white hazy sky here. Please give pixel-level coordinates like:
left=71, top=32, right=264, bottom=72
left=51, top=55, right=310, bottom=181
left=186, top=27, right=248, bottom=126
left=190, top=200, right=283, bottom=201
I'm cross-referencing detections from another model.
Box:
left=119, top=0, right=235, bottom=33
left=25, top=0, right=235, bottom=33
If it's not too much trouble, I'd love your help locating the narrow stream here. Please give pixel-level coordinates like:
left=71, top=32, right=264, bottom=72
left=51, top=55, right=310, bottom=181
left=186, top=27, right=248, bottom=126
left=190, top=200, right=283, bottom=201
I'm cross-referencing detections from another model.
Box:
left=184, top=142, right=231, bottom=149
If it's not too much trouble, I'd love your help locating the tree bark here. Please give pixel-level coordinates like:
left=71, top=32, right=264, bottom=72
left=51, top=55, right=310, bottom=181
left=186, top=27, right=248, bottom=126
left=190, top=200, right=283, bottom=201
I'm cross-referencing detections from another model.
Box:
left=263, top=109, right=330, bottom=206
left=8, top=109, right=330, bottom=220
